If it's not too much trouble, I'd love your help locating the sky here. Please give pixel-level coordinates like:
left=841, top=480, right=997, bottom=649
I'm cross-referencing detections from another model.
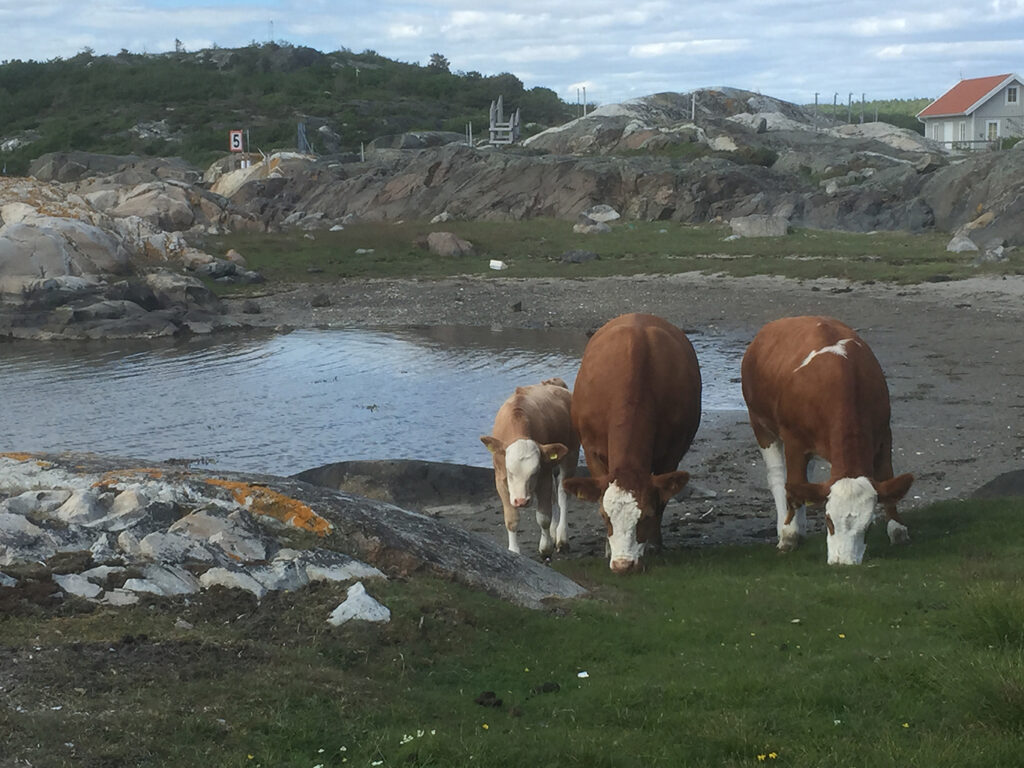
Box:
left=3, top=0, right=1024, bottom=107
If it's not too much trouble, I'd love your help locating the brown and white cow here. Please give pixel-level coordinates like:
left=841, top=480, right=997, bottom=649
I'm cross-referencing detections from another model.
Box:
left=741, top=315, right=914, bottom=565
left=481, top=377, right=580, bottom=556
left=562, top=313, right=702, bottom=573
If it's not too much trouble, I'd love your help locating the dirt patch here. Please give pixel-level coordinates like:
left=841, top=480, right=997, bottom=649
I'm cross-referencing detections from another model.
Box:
left=231, top=272, right=1024, bottom=559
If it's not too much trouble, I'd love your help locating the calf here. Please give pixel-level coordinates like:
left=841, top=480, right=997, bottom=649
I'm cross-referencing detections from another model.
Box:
left=741, top=315, right=914, bottom=565
left=481, top=377, right=580, bottom=556
left=563, top=313, right=702, bottom=573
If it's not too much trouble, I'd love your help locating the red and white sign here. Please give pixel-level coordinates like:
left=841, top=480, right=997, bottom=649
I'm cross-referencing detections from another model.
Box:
left=229, top=130, right=244, bottom=152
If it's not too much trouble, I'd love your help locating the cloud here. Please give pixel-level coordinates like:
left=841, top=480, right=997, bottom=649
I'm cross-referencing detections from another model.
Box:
left=630, top=39, right=749, bottom=58
left=387, top=24, right=423, bottom=40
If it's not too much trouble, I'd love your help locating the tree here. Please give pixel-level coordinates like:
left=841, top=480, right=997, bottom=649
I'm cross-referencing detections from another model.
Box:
left=427, top=52, right=450, bottom=73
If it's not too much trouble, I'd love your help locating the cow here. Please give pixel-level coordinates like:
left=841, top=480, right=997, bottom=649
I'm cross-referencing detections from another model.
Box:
left=740, top=315, right=914, bottom=565
left=481, top=377, right=580, bottom=556
left=562, top=313, right=702, bottom=573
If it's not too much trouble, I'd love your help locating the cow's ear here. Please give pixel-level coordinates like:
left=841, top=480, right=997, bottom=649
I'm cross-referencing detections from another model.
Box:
left=480, top=436, right=504, bottom=456
left=876, top=473, right=914, bottom=504
left=539, top=442, right=569, bottom=464
left=786, top=481, right=829, bottom=506
left=563, top=477, right=605, bottom=502
left=652, top=471, right=690, bottom=504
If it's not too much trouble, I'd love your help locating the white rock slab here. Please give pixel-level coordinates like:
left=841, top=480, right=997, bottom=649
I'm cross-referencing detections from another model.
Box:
left=0, top=511, right=45, bottom=539
left=0, top=572, right=17, bottom=588
left=53, top=573, right=103, bottom=599
left=327, top=582, right=391, bottom=626
left=250, top=560, right=309, bottom=592
left=81, top=565, right=125, bottom=584
left=199, top=567, right=268, bottom=599
left=103, top=588, right=140, bottom=606
left=1, top=489, right=72, bottom=517
left=275, top=548, right=385, bottom=583
left=55, top=489, right=110, bottom=526
left=139, top=564, right=201, bottom=595
left=138, top=532, right=215, bottom=563
left=84, top=488, right=150, bottom=531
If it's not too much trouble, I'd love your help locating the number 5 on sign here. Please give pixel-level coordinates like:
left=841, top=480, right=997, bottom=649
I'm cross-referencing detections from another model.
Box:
left=229, top=130, right=244, bottom=152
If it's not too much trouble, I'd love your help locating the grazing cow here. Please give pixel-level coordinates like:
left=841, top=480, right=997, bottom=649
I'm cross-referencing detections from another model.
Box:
left=741, top=315, right=914, bottom=565
left=563, top=313, right=702, bottom=573
left=481, top=377, right=580, bottom=556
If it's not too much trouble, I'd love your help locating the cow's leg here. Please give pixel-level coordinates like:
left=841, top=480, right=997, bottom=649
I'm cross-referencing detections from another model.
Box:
left=759, top=441, right=797, bottom=551
left=875, top=443, right=909, bottom=545
left=495, top=475, right=521, bottom=554
left=535, top=471, right=555, bottom=556
left=781, top=441, right=812, bottom=550
left=553, top=452, right=577, bottom=552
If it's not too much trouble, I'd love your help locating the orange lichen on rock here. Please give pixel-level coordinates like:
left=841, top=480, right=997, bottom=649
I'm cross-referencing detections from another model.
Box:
left=0, top=452, right=52, bottom=468
left=93, top=467, right=167, bottom=488
left=205, top=478, right=332, bottom=536
left=1, top=452, right=39, bottom=462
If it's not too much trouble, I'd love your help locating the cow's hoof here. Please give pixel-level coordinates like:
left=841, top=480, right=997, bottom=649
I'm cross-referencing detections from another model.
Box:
left=555, top=541, right=571, bottom=553
left=887, top=520, right=910, bottom=545
left=777, top=536, right=799, bottom=553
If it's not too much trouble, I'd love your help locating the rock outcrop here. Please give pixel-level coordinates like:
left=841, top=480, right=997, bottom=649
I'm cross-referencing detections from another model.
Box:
left=0, top=452, right=587, bottom=610
left=3, top=88, right=1024, bottom=343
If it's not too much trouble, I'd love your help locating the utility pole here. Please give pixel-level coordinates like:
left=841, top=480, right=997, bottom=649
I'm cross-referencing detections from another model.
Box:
left=814, top=92, right=819, bottom=130
left=861, top=92, right=865, bottom=123
left=847, top=92, right=853, bottom=123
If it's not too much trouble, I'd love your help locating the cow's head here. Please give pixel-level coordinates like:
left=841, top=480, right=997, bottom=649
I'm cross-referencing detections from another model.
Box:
left=787, top=474, right=914, bottom=565
left=481, top=436, right=569, bottom=508
left=563, top=471, right=690, bottom=573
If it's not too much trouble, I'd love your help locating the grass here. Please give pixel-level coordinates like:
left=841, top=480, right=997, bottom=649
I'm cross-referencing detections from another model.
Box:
left=203, top=220, right=1023, bottom=291
left=4, top=498, right=1024, bottom=767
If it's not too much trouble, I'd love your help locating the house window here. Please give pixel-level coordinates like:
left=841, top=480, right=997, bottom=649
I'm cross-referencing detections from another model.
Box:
left=987, top=120, right=1000, bottom=141
left=1008, top=86, right=1019, bottom=105
left=959, top=121, right=966, bottom=141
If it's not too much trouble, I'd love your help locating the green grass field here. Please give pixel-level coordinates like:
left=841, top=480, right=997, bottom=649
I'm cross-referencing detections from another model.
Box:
left=207, top=220, right=1023, bottom=289
left=5, top=499, right=1024, bottom=767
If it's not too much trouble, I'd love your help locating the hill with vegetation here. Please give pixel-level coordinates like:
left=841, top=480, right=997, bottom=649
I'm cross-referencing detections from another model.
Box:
left=0, top=42, right=576, bottom=176
left=1, top=43, right=939, bottom=178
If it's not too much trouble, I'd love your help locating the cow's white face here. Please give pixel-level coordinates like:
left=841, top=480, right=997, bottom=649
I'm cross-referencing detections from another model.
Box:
left=602, top=481, right=644, bottom=572
left=825, top=477, right=877, bottom=565
left=504, top=439, right=542, bottom=507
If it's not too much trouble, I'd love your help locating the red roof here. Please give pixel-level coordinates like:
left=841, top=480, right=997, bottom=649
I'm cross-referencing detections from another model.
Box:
left=918, top=74, right=1013, bottom=118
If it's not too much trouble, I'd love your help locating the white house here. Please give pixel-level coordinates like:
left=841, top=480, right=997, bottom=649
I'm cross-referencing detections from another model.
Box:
left=917, top=73, right=1024, bottom=149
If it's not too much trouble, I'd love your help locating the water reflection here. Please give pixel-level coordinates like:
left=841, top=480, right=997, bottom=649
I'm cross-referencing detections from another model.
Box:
left=0, top=327, right=744, bottom=475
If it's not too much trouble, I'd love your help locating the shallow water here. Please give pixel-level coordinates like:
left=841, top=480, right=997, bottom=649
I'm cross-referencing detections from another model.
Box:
left=0, top=326, right=746, bottom=475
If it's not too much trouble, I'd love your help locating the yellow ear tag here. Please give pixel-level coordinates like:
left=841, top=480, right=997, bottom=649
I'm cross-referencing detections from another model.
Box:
left=549, top=453, right=559, bottom=460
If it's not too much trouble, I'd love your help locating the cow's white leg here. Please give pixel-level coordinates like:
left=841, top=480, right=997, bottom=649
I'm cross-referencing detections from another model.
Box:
left=535, top=476, right=555, bottom=556
left=507, top=528, right=521, bottom=554
left=761, top=442, right=801, bottom=551
left=552, top=464, right=571, bottom=552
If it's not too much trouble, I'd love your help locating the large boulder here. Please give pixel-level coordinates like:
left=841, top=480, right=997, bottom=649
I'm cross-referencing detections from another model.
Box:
left=729, top=213, right=789, bottom=237
left=0, top=452, right=588, bottom=610
left=108, top=182, right=195, bottom=231
left=0, top=217, right=132, bottom=286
